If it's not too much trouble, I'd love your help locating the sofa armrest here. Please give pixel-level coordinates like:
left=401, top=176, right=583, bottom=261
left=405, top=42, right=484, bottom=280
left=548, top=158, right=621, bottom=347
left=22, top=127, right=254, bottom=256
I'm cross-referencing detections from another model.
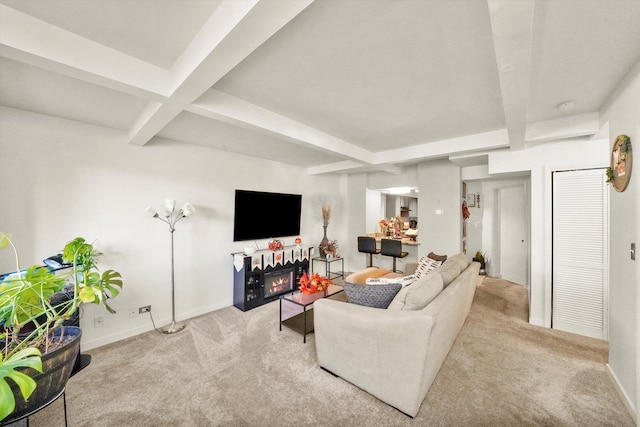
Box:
left=314, top=298, right=435, bottom=416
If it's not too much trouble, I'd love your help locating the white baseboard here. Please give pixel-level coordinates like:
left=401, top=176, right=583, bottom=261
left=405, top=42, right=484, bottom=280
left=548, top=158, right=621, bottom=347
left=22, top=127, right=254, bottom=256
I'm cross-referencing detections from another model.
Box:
left=82, top=299, right=233, bottom=351
left=529, top=317, right=544, bottom=327
left=606, top=363, right=637, bottom=424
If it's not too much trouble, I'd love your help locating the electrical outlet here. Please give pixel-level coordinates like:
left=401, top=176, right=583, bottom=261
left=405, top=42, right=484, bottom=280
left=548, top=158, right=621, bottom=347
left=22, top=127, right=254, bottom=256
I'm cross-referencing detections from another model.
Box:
left=139, top=305, right=151, bottom=314
left=94, top=316, right=104, bottom=328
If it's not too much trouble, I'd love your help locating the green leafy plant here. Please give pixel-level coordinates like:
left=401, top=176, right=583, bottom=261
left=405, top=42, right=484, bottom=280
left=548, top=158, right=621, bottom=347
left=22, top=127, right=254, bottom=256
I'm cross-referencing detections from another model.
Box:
left=0, top=233, right=123, bottom=421
left=473, top=251, right=485, bottom=263
left=605, top=167, right=615, bottom=183
left=619, top=135, right=632, bottom=153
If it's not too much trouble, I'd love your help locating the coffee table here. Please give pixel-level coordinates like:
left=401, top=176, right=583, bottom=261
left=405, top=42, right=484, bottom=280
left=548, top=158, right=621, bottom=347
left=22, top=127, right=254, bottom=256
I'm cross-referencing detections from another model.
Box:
left=279, top=284, right=344, bottom=343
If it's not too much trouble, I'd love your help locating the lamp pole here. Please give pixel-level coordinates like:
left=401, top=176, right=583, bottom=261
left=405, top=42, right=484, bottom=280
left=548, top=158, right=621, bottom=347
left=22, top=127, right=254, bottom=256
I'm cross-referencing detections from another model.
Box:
left=145, top=199, right=196, bottom=334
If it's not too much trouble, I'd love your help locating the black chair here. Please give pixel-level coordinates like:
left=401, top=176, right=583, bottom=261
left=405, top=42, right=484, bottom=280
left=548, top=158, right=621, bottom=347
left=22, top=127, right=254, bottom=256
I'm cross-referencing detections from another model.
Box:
left=380, top=239, right=408, bottom=273
left=357, top=236, right=380, bottom=268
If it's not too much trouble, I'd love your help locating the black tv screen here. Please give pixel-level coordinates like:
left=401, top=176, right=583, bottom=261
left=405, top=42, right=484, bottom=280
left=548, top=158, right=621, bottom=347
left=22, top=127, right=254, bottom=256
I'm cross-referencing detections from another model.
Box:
left=233, top=190, right=302, bottom=241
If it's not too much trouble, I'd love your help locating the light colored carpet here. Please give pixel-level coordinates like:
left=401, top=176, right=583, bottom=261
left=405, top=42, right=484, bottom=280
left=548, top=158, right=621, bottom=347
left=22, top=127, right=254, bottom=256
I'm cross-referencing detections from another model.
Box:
left=29, top=276, right=633, bottom=426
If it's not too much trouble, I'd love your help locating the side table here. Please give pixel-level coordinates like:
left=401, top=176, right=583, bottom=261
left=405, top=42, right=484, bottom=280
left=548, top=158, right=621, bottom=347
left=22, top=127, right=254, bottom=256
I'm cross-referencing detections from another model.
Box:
left=312, top=257, right=344, bottom=280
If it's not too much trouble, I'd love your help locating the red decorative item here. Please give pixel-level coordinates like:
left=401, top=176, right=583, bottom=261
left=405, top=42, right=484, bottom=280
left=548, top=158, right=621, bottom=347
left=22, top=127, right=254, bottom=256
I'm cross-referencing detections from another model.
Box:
left=462, top=201, right=471, bottom=220
left=298, top=272, right=332, bottom=295
left=268, top=239, right=284, bottom=251
left=295, top=237, right=302, bottom=245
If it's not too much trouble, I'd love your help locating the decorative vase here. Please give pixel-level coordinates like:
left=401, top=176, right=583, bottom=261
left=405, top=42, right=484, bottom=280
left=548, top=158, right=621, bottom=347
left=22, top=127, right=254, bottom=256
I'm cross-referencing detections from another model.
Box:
left=318, top=225, right=328, bottom=259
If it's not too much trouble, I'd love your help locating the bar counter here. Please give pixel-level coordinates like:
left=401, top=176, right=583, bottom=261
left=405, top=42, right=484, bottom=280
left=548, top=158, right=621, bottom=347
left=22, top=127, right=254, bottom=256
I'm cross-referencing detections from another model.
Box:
left=368, top=235, right=419, bottom=246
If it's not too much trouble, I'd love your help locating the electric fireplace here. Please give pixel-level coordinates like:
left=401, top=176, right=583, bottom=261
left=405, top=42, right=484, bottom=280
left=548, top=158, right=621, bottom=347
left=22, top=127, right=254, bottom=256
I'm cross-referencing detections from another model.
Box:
left=264, top=267, right=295, bottom=299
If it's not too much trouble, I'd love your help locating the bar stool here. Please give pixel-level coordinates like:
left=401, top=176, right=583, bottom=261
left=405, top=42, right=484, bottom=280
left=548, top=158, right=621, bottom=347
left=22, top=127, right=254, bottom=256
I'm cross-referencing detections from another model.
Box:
left=357, top=236, right=380, bottom=268
left=380, top=239, right=408, bottom=273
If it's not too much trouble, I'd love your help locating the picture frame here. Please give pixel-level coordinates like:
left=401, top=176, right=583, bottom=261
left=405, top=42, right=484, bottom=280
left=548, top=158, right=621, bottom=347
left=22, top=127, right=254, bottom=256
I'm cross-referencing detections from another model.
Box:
left=465, top=193, right=476, bottom=207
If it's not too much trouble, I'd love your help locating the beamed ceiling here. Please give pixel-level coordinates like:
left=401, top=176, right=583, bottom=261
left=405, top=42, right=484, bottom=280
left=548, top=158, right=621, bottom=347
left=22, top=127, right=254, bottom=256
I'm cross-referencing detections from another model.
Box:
left=1, top=0, right=640, bottom=174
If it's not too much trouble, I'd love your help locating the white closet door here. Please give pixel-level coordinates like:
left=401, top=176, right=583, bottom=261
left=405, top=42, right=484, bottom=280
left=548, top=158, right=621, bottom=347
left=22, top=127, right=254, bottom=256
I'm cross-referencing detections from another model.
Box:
left=552, top=169, right=609, bottom=339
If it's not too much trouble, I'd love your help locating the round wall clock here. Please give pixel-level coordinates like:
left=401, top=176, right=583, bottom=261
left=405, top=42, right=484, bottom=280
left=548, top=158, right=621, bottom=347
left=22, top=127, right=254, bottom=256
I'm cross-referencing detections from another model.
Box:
left=609, top=134, right=632, bottom=192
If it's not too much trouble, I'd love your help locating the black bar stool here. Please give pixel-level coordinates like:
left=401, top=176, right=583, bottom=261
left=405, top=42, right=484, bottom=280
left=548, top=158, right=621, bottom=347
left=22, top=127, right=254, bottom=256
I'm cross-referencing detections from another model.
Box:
left=380, top=239, right=408, bottom=273
left=357, top=236, right=380, bottom=268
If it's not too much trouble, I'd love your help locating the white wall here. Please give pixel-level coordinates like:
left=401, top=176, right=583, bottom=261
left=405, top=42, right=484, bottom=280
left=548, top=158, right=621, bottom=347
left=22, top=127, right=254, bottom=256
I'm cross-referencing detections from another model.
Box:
left=365, top=188, right=382, bottom=235
left=0, top=107, right=345, bottom=350
left=417, top=160, right=461, bottom=256
left=599, top=58, right=640, bottom=417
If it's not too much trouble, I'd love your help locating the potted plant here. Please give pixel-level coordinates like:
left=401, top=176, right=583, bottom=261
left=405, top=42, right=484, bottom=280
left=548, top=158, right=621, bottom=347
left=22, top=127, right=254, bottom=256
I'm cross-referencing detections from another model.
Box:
left=0, top=233, right=123, bottom=422
left=473, top=251, right=487, bottom=273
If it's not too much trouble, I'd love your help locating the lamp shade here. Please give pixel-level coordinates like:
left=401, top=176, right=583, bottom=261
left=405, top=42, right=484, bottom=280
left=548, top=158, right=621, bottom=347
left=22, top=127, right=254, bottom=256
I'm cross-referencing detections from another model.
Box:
left=182, top=203, right=196, bottom=217
left=144, top=205, right=158, bottom=217
left=164, top=199, right=176, bottom=212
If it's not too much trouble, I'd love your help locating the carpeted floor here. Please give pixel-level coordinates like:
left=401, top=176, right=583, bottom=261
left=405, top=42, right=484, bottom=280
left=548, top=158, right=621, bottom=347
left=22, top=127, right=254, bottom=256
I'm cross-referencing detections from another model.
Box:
left=28, top=276, right=634, bottom=426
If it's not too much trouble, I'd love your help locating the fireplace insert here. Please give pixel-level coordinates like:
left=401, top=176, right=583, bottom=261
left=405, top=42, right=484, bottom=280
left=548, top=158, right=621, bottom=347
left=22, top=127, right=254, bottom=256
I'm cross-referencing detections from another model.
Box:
left=264, top=267, right=295, bottom=299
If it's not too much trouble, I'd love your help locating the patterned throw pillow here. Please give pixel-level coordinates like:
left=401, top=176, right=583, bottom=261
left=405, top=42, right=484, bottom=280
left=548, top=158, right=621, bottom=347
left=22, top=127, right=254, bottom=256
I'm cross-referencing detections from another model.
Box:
left=414, top=255, right=443, bottom=279
left=365, top=274, right=416, bottom=287
left=343, top=283, right=402, bottom=308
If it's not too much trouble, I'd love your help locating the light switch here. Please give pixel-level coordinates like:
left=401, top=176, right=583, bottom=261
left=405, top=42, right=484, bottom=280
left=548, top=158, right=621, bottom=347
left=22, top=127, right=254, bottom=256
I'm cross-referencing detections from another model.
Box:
left=435, top=209, right=443, bottom=215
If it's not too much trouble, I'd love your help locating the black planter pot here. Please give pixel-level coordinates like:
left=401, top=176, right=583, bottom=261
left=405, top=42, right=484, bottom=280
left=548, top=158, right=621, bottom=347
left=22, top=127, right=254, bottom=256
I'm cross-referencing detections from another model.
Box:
left=7, top=326, right=81, bottom=421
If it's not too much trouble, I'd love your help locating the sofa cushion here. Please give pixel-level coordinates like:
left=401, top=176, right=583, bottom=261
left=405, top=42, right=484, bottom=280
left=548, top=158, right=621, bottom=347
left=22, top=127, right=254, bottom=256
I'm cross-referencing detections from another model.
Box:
left=343, top=283, right=402, bottom=308
left=414, top=255, right=443, bottom=279
left=388, top=272, right=444, bottom=310
left=447, top=253, right=469, bottom=271
left=439, top=259, right=461, bottom=287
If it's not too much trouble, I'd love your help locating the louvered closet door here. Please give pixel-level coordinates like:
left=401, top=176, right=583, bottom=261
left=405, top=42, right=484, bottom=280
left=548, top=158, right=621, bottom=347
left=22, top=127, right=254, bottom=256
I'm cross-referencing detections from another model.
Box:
left=552, top=169, right=609, bottom=339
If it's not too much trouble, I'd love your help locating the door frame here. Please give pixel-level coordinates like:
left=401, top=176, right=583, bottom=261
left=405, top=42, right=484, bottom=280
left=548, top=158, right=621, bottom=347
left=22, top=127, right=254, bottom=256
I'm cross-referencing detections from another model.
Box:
left=498, top=185, right=529, bottom=286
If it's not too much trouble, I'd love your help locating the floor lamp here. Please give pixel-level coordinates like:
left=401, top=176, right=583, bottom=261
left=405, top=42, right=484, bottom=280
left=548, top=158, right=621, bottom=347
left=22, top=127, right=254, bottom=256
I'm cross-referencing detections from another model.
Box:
left=145, top=199, right=196, bottom=334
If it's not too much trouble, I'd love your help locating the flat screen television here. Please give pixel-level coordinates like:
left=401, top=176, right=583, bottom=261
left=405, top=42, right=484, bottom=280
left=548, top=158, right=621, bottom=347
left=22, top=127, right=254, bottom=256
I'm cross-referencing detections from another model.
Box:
left=233, top=190, right=302, bottom=241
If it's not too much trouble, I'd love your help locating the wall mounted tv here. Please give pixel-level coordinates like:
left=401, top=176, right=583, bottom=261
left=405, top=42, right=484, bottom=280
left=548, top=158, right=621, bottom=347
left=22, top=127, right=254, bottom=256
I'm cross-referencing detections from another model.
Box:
left=233, top=190, right=302, bottom=242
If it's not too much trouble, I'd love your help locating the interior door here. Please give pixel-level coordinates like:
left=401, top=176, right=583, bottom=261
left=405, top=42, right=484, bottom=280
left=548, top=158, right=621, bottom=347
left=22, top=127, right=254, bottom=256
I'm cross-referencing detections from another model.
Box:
left=499, top=186, right=527, bottom=286
left=552, top=169, right=609, bottom=339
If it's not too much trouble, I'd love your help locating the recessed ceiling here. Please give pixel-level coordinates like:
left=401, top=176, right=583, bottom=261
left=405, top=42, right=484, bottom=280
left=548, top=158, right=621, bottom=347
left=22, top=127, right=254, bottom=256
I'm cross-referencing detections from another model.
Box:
left=214, top=0, right=505, bottom=150
left=1, top=0, right=639, bottom=175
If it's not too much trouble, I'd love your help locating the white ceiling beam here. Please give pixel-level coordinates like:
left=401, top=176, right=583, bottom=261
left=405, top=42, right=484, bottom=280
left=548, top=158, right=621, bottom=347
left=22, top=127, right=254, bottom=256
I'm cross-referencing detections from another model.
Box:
left=188, top=89, right=375, bottom=163
left=0, top=5, right=169, bottom=99
left=306, top=160, right=367, bottom=175
left=525, top=112, right=600, bottom=143
left=487, top=0, right=535, bottom=151
left=127, top=0, right=315, bottom=146
left=375, top=164, right=405, bottom=175
left=306, top=130, right=509, bottom=174
left=373, top=129, right=510, bottom=164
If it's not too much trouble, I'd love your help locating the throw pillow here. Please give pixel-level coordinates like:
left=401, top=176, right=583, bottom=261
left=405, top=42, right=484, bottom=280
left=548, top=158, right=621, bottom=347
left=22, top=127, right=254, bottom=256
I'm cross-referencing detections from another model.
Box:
left=428, top=252, right=448, bottom=263
left=365, top=274, right=416, bottom=287
left=343, top=283, right=402, bottom=309
left=414, top=255, right=443, bottom=279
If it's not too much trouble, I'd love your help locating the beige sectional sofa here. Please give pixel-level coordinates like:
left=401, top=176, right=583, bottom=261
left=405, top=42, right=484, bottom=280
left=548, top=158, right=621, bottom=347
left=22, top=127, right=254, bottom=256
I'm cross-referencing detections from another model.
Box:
left=314, top=254, right=480, bottom=417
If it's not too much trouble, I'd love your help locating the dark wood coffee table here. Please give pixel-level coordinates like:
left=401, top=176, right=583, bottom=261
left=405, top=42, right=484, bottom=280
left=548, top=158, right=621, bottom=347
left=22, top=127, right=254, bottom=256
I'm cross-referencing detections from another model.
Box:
left=279, top=284, right=345, bottom=343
